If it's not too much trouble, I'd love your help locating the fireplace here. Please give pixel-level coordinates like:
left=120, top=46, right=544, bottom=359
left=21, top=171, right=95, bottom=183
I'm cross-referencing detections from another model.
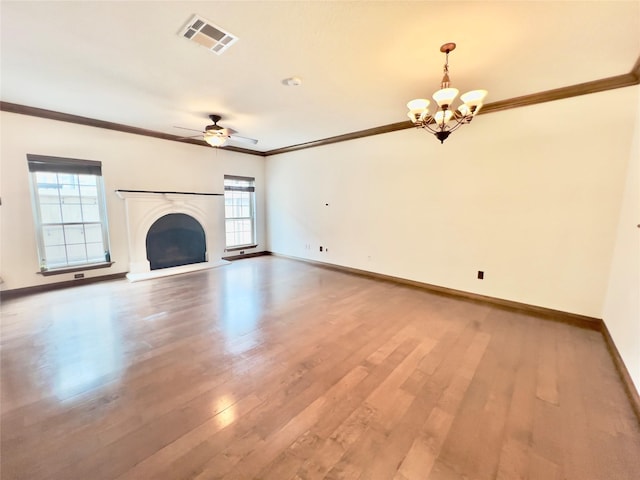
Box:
left=146, top=213, right=206, bottom=270
left=116, top=190, right=229, bottom=281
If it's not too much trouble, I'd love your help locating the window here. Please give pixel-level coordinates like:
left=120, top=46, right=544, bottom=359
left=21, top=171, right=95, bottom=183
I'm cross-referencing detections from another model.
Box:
left=224, top=175, right=255, bottom=249
left=27, top=154, right=111, bottom=272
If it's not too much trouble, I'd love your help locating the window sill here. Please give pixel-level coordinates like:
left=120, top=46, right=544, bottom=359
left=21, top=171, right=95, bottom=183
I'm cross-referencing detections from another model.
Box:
left=224, top=244, right=258, bottom=252
left=37, top=262, right=115, bottom=276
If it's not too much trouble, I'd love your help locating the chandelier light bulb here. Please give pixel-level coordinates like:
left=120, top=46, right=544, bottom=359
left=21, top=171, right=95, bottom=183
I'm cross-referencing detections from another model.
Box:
left=457, top=104, right=471, bottom=116
left=433, top=109, right=453, bottom=127
left=432, top=88, right=459, bottom=108
left=460, top=89, right=488, bottom=116
left=460, top=89, right=488, bottom=106
left=407, top=98, right=430, bottom=123
left=407, top=98, right=430, bottom=110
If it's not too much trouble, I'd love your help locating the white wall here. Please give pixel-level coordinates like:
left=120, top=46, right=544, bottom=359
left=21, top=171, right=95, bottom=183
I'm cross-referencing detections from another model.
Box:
left=603, top=87, right=640, bottom=391
left=266, top=86, right=638, bottom=318
left=0, top=112, right=266, bottom=290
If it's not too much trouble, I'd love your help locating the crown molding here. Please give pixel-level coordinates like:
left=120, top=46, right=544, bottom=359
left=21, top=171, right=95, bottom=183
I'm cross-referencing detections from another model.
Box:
left=263, top=122, right=411, bottom=157
left=0, top=102, right=263, bottom=157
left=2, top=54, right=639, bottom=158
left=263, top=57, right=640, bottom=156
left=480, top=72, right=638, bottom=116
left=632, top=54, right=640, bottom=81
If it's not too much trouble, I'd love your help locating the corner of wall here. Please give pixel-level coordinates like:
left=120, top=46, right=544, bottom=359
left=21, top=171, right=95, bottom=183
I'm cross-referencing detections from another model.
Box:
left=603, top=85, right=640, bottom=393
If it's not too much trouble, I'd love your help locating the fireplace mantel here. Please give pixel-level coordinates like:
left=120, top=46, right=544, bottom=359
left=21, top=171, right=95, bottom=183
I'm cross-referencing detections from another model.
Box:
left=115, top=189, right=223, bottom=197
left=116, top=189, right=229, bottom=281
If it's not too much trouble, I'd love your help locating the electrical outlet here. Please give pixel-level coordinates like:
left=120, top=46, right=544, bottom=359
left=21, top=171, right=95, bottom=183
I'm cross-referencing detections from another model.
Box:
left=319, top=246, right=323, bottom=252
left=477, top=271, right=484, bottom=280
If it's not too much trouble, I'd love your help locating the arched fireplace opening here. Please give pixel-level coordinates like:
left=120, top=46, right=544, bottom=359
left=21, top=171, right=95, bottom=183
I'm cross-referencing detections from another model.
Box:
left=146, top=213, right=206, bottom=270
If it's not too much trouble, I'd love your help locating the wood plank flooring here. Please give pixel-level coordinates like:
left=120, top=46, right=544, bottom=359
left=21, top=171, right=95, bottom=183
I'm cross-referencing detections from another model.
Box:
left=1, top=256, right=639, bottom=479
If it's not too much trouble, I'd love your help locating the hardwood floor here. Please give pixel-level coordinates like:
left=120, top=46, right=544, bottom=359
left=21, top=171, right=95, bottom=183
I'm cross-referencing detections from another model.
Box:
left=1, top=256, right=639, bottom=479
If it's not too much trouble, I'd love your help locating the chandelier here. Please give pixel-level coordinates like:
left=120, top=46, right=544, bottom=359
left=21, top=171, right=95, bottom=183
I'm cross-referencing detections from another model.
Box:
left=407, top=43, right=487, bottom=143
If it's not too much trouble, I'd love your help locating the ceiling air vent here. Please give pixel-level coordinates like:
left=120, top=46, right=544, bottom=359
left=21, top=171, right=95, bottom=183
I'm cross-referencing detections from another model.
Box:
left=179, top=15, right=238, bottom=55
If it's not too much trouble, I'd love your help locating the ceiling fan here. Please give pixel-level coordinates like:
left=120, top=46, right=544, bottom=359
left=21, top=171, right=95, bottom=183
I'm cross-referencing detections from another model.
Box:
left=174, top=114, right=258, bottom=147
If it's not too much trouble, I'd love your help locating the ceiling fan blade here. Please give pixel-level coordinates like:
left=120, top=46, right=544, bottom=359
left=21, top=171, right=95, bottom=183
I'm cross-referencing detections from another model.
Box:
left=228, top=134, right=259, bottom=145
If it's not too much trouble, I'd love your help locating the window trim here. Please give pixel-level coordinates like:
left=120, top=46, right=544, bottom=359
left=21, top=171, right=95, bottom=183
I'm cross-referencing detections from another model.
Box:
left=37, top=261, right=115, bottom=276
left=27, top=154, right=112, bottom=272
left=224, top=175, right=256, bottom=249
left=224, top=244, right=258, bottom=253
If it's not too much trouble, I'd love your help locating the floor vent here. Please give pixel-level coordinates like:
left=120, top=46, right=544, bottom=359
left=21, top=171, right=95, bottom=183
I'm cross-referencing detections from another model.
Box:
left=179, top=15, right=238, bottom=55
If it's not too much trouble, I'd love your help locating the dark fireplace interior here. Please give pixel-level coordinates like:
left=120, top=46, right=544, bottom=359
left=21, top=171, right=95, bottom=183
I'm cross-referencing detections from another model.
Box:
left=146, top=213, right=206, bottom=270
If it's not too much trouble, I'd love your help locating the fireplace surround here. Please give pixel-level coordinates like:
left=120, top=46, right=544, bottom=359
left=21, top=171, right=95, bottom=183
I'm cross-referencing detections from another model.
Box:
left=116, top=190, right=229, bottom=281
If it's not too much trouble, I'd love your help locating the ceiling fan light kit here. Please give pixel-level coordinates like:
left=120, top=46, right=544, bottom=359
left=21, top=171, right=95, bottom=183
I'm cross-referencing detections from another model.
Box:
left=407, top=42, right=487, bottom=144
left=203, top=114, right=228, bottom=147
left=204, top=132, right=227, bottom=147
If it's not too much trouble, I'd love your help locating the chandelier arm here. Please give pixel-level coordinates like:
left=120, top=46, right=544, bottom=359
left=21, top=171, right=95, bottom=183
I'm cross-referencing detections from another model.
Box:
left=420, top=123, right=439, bottom=134
left=419, top=114, right=466, bottom=134
left=446, top=117, right=467, bottom=133
left=417, top=116, right=443, bottom=134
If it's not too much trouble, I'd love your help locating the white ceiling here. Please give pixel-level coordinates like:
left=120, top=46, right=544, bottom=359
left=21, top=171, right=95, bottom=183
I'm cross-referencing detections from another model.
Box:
left=1, top=1, right=639, bottom=153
